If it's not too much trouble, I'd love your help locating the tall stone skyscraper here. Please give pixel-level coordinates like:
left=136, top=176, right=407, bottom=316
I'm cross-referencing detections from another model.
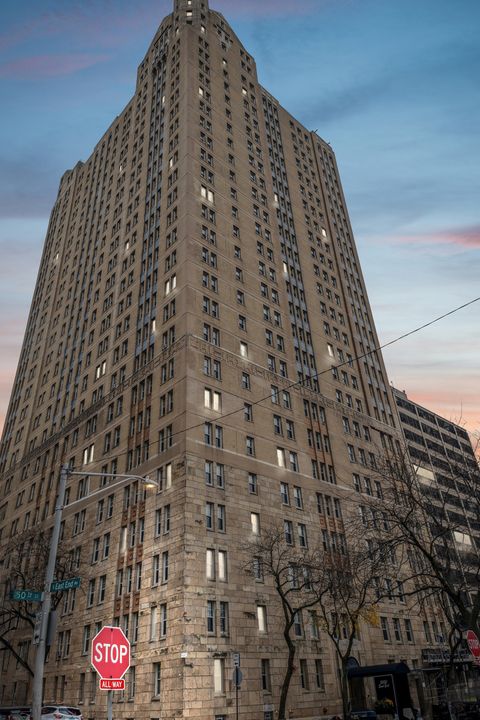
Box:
left=0, top=2, right=432, bottom=718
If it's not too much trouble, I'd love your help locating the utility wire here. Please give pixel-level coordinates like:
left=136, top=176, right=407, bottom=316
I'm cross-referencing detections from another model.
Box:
left=96, top=295, right=480, bottom=467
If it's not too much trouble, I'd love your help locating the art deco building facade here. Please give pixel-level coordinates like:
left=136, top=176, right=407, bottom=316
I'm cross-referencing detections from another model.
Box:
left=0, top=1, right=444, bottom=718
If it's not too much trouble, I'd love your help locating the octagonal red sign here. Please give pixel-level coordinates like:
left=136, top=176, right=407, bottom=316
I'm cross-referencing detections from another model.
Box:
left=91, top=626, right=130, bottom=680
left=466, top=630, right=480, bottom=664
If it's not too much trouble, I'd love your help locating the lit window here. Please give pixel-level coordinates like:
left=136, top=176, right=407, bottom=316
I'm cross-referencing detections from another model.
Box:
left=257, top=605, right=267, bottom=633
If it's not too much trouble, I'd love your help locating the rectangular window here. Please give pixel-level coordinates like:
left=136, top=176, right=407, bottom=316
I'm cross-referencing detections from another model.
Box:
left=205, top=460, right=213, bottom=486
left=206, top=548, right=215, bottom=580
left=213, top=658, right=225, bottom=695
left=218, top=550, right=227, bottom=581
left=97, top=576, right=106, bottom=604
left=300, top=659, right=309, bottom=690
left=204, top=388, right=221, bottom=411
left=160, top=604, right=167, bottom=637
left=217, top=504, right=226, bottom=532
left=315, top=659, right=325, bottom=690
left=251, top=512, right=260, bottom=535
left=163, top=505, right=171, bottom=533
left=206, top=502, right=214, bottom=530
left=293, top=487, right=303, bottom=509
left=207, top=600, right=216, bottom=634
left=293, top=611, right=303, bottom=638
left=380, top=617, right=390, bottom=641
left=153, top=662, right=161, bottom=697
left=404, top=619, right=414, bottom=642
left=284, top=520, right=293, bottom=545
left=298, top=523, right=308, bottom=547
left=162, top=551, right=169, bottom=583
left=261, top=659, right=271, bottom=692
left=257, top=605, right=267, bottom=633
left=219, top=601, right=229, bottom=635
left=152, top=555, right=160, bottom=586
left=155, top=509, right=162, bottom=536
left=82, top=625, right=91, bottom=655
left=393, top=618, right=402, bottom=642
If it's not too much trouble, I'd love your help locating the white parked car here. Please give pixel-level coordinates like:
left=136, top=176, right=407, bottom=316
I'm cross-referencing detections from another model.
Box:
left=41, top=707, right=82, bottom=720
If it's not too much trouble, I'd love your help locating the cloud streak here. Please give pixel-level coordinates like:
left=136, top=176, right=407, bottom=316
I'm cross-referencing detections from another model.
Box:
left=383, top=225, right=480, bottom=252
left=0, top=53, right=110, bottom=79
left=215, top=0, right=322, bottom=17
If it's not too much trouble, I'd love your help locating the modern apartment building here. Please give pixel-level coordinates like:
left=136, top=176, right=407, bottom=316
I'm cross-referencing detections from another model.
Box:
left=392, top=387, right=480, bottom=704
left=0, top=2, right=452, bottom=718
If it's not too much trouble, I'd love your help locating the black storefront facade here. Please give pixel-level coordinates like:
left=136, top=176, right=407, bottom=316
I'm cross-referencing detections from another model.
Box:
left=348, top=662, right=416, bottom=719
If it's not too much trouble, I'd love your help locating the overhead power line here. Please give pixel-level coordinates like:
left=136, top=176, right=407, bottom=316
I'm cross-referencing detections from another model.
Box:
left=96, top=295, right=480, bottom=467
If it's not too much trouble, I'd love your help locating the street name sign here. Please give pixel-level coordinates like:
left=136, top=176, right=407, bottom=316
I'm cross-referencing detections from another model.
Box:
left=10, top=589, right=43, bottom=602
left=50, top=577, right=81, bottom=592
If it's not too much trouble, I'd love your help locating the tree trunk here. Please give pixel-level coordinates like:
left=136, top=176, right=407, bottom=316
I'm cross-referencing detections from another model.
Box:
left=340, top=659, right=350, bottom=720
left=278, top=626, right=296, bottom=720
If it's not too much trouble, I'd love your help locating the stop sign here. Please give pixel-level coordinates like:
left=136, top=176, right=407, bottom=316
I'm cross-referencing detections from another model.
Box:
left=466, top=630, right=480, bottom=665
left=91, top=626, right=131, bottom=679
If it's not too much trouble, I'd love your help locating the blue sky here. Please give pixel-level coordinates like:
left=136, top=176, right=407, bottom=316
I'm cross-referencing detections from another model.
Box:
left=0, top=0, right=479, bottom=434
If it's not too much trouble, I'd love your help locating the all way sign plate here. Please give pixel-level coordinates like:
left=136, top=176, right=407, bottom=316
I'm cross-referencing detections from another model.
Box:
left=99, top=679, right=125, bottom=690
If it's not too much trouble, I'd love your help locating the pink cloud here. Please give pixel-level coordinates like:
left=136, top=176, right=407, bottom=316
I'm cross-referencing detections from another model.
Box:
left=215, top=0, right=320, bottom=16
left=0, top=0, right=325, bottom=59
left=0, top=53, right=110, bottom=79
left=385, top=225, right=480, bottom=252
left=0, top=2, right=156, bottom=54
left=396, top=381, right=480, bottom=436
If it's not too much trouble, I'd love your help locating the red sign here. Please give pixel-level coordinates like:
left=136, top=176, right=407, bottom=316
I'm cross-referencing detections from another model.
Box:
left=99, top=679, right=125, bottom=690
left=91, top=626, right=130, bottom=680
left=466, top=630, right=480, bottom=665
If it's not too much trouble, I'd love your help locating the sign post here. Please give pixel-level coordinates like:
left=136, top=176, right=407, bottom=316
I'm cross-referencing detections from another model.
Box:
left=232, top=654, right=242, bottom=720
left=91, top=626, right=131, bottom=720
left=466, top=629, right=480, bottom=665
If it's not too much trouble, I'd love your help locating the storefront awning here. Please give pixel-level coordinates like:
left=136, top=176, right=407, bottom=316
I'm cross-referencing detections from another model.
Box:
left=348, top=662, right=410, bottom=679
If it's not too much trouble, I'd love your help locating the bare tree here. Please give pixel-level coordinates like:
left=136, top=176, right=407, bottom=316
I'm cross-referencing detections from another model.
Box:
left=310, top=536, right=389, bottom=720
left=242, top=525, right=325, bottom=720
left=366, top=446, right=480, bottom=638
left=0, top=528, right=82, bottom=675
left=243, top=523, right=388, bottom=720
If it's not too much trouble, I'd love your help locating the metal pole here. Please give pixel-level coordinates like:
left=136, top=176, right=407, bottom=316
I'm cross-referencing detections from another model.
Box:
left=235, top=676, right=239, bottom=720
left=31, top=464, right=69, bottom=720
left=107, top=690, right=113, bottom=720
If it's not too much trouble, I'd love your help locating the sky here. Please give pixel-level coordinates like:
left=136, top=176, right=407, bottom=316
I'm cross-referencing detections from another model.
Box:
left=0, top=0, right=479, bottom=438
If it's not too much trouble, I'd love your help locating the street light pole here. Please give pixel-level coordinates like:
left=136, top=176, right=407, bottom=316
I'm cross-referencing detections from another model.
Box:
left=31, top=464, right=69, bottom=720
left=30, top=466, right=157, bottom=720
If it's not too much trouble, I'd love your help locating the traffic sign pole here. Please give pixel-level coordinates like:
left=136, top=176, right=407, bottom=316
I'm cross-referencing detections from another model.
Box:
left=32, top=464, right=69, bottom=720
left=232, top=655, right=242, bottom=720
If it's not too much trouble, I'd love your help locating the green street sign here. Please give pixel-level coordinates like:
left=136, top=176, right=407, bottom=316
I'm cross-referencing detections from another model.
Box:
left=50, top=577, right=81, bottom=592
left=10, top=589, right=43, bottom=602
